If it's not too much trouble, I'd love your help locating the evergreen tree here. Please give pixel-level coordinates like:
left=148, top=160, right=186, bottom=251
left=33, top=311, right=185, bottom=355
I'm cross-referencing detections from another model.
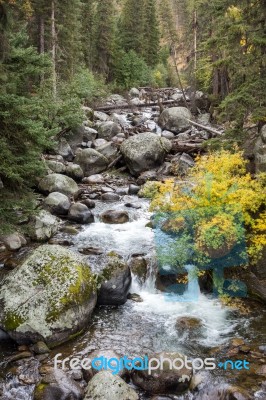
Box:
left=94, top=0, right=115, bottom=78
left=81, top=0, right=96, bottom=69
left=119, top=0, right=145, bottom=56
left=142, top=0, right=160, bottom=66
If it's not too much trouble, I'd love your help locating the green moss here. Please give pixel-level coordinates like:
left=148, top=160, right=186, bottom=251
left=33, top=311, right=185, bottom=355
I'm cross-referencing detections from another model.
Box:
left=3, top=311, right=26, bottom=331
left=100, top=256, right=126, bottom=282
left=44, top=260, right=97, bottom=323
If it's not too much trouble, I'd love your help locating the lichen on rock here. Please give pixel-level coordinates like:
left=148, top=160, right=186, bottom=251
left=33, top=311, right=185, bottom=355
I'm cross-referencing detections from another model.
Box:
left=0, top=244, right=97, bottom=347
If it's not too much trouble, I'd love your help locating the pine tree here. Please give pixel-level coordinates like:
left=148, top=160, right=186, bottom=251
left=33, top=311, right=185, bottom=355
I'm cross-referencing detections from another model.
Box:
left=119, top=0, right=145, bottom=56
left=94, top=0, right=115, bottom=78
left=81, top=0, right=97, bottom=69
left=142, top=0, right=160, bottom=66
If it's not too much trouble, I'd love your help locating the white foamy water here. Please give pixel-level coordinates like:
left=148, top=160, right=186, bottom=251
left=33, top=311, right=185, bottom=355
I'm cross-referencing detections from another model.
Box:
left=75, top=217, right=154, bottom=257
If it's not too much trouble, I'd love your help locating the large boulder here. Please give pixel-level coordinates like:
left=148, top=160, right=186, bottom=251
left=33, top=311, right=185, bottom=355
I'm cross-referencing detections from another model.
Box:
left=43, top=192, right=71, bottom=215
left=0, top=245, right=97, bottom=346
left=132, top=352, right=192, bottom=395
left=75, top=149, right=109, bottom=176
left=97, top=121, right=121, bottom=140
left=120, top=132, right=172, bottom=176
left=31, top=210, right=60, bottom=241
left=39, top=174, right=78, bottom=196
left=68, top=203, right=94, bottom=224
left=84, top=371, right=138, bottom=400
left=158, top=107, right=192, bottom=133
left=97, top=254, right=131, bottom=305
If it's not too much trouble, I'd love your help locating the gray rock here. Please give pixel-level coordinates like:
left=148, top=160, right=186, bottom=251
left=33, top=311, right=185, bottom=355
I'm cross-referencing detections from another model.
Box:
left=35, top=368, right=83, bottom=400
left=97, top=254, right=131, bottom=305
left=101, top=210, right=129, bottom=224
left=132, top=352, right=192, bottom=394
left=128, top=184, right=140, bottom=195
left=81, top=199, right=96, bottom=209
left=75, top=149, right=108, bottom=176
left=0, top=245, right=97, bottom=346
left=101, top=193, right=120, bottom=201
left=97, top=121, right=121, bottom=140
left=31, top=210, right=60, bottom=241
left=65, top=163, right=84, bottom=181
left=130, top=98, right=143, bottom=106
left=129, top=257, right=148, bottom=284
left=137, top=170, right=158, bottom=185
left=176, top=131, right=191, bottom=141
left=110, top=113, right=128, bottom=127
left=68, top=203, right=94, bottom=224
left=82, top=174, right=105, bottom=184
left=96, top=142, right=118, bottom=161
left=171, top=153, right=195, bottom=175
left=115, top=187, right=129, bottom=195
left=120, top=132, right=172, bottom=176
left=85, top=371, right=138, bottom=400
left=83, top=127, right=98, bottom=142
left=2, top=233, right=27, bottom=251
left=56, top=138, right=74, bottom=161
left=45, top=160, right=66, bottom=174
left=158, top=107, right=192, bottom=133
left=0, top=178, right=4, bottom=189
left=31, top=341, right=50, bottom=355
left=44, top=192, right=71, bottom=215
left=129, top=88, right=140, bottom=98
left=94, top=111, right=109, bottom=122
left=161, top=130, right=175, bottom=139
left=93, top=138, right=107, bottom=149
left=39, top=173, right=78, bottom=196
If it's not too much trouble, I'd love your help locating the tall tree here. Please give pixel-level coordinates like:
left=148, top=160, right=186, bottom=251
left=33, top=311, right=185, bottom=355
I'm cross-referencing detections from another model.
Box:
left=119, top=0, right=145, bottom=56
left=94, top=0, right=115, bottom=77
left=142, top=0, right=160, bottom=66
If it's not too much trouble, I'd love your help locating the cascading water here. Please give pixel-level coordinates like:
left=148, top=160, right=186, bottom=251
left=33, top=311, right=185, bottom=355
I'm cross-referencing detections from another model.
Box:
left=56, top=196, right=243, bottom=361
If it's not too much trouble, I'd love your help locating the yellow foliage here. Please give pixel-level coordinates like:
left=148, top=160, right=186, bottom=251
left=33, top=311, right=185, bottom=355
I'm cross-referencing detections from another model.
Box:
left=151, top=150, right=266, bottom=264
left=226, top=5, right=242, bottom=21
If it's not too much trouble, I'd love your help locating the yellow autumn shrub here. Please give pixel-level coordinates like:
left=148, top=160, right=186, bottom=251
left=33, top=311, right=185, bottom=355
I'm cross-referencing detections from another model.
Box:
left=151, top=150, right=266, bottom=264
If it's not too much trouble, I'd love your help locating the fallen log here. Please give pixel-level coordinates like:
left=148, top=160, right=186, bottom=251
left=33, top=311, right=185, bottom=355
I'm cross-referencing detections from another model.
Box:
left=94, top=99, right=189, bottom=112
left=171, top=140, right=204, bottom=154
left=186, top=119, right=223, bottom=136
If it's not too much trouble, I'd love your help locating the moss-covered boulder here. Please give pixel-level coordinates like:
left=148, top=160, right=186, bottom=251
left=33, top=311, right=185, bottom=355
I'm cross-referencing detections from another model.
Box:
left=97, top=253, right=131, bottom=306
left=0, top=245, right=97, bottom=347
left=120, top=133, right=172, bottom=176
